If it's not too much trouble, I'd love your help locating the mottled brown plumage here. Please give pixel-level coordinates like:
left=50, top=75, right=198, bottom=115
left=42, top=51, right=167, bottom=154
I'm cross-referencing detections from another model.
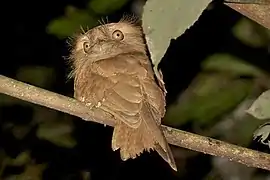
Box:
left=69, top=17, right=177, bottom=171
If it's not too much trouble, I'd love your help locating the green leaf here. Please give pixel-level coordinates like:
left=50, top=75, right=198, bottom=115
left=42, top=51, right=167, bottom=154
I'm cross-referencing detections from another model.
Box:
left=246, top=90, right=270, bottom=119
left=16, top=66, right=55, bottom=88
left=81, top=171, right=91, bottom=180
left=165, top=73, right=253, bottom=126
left=142, top=0, right=212, bottom=67
left=233, top=17, right=270, bottom=48
left=202, top=54, right=264, bottom=77
left=37, top=120, right=76, bottom=148
left=5, top=164, right=46, bottom=180
left=7, top=151, right=30, bottom=166
left=88, top=0, right=130, bottom=15
left=233, top=118, right=262, bottom=146
left=47, top=6, right=98, bottom=39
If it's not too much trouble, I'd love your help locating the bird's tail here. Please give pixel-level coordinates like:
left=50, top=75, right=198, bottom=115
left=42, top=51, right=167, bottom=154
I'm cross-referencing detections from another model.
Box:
left=111, top=104, right=177, bottom=171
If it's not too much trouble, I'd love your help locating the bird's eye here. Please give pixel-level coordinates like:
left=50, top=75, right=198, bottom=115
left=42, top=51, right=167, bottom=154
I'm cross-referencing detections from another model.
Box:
left=112, top=30, right=124, bottom=41
left=83, top=42, right=91, bottom=53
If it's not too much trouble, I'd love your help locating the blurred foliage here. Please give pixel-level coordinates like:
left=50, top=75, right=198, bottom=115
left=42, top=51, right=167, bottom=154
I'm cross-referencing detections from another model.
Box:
left=16, top=66, right=55, bottom=89
left=0, top=151, right=46, bottom=180
left=6, top=151, right=31, bottom=166
left=37, top=118, right=76, bottom=148
left=47, top=6, right=99, bottom=39
left=47, top=0, right=130, bottom=39
left=81, top=171, right=91, bottom=180
left=1, top=0, right=270, bottom=179
left=233, top=18, right=270, bottom=48
left=202, top=53, right=265, bottom=77
left=164, top=44, right=268, bottom=129
left=5, top=164, right=46, bottom=180
left=89, top=0, right=130, bottom=14
left=165, top=72, right=253, bottom=127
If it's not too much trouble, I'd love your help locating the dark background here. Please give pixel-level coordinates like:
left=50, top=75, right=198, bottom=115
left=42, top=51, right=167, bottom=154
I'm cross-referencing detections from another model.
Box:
left=0, top=0, right=269, bottom=179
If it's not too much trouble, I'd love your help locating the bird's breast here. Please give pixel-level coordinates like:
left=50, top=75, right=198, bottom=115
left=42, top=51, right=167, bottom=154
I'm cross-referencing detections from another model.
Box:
left=92, top=54, right=148, bottom=79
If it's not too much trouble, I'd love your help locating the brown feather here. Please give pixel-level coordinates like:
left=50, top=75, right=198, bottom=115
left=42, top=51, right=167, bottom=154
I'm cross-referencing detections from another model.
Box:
left=69, top=19, right=177, bottom=171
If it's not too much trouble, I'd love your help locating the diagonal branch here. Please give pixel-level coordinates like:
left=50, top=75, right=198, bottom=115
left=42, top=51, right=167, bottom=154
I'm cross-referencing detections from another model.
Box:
left=225, top=3, right=270, bottom=30
left=0, top=75, right=269, bottom=171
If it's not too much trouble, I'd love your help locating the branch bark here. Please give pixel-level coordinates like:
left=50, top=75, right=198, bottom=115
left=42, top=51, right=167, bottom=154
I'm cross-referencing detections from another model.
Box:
left=0, top=75, right=269, bottom=171
left=225, top=3, right=270, bottom=30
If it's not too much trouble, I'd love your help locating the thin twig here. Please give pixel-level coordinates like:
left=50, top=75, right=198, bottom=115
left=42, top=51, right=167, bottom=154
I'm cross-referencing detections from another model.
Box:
left=0, top=75, right=269, bottom=171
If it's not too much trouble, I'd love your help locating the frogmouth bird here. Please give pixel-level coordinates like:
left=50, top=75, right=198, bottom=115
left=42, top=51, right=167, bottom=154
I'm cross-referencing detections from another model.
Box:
left=69, top=17, right=177, bottom=171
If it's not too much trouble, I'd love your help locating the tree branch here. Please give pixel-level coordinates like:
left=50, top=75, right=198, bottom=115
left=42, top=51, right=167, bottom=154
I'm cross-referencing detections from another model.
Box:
left=225, top=3, right=270, bottom=30
left=0, top=75, right=269, bottom=171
